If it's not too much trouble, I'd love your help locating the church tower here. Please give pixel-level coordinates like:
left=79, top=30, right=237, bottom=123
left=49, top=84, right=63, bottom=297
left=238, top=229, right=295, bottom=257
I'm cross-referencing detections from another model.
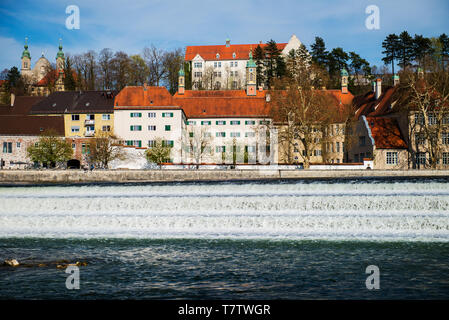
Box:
left=178, top=66, right=185, bottom=95
left=55, top=39, right=65, bottom=91
left=246, top=50, right=256, bottom=96
left=21, top=37, right=32, bottom=78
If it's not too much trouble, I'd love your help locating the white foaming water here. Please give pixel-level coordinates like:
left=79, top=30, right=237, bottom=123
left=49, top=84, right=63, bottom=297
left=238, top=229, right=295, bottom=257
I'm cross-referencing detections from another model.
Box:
left=1, top=181, right=449, bottom=241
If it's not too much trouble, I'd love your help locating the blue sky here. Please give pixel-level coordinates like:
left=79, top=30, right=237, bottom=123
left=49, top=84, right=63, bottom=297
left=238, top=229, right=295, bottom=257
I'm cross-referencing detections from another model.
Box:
left=0, top=0, right=448, bottom=72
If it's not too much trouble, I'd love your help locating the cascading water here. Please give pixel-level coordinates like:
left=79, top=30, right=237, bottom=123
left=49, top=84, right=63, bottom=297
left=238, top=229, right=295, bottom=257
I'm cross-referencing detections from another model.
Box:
left=1, top=180, right=449, bottom=241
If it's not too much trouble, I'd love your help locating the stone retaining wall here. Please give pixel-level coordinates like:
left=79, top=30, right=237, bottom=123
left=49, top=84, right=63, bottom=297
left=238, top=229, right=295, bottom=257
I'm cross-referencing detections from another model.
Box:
left=0, top=169, right=448, bottom=184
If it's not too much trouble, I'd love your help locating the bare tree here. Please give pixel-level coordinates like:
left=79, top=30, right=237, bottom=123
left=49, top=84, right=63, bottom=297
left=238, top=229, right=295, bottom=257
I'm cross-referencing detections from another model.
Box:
left=98, top=48, right=114, bottom=90
left=183, top=125, right=214, bottom=167
left=88, top=132, right=127, bottom=169
left=111, top=51, right=131, bottom=91
left=163, top=48, right=184, bottom=94
left=144, top=45, right=166, bottom=86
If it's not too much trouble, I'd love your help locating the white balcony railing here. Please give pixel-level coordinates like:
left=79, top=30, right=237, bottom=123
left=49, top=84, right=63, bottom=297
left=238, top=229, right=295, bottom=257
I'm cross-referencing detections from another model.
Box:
left=85, top=119, right=95, bottom=125
left=85, top=130, right=95, bottom=137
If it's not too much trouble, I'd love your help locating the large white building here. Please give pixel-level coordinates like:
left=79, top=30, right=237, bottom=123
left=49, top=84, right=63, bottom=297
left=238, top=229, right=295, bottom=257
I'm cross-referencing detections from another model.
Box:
left=185, top=35, right=302, bottom=90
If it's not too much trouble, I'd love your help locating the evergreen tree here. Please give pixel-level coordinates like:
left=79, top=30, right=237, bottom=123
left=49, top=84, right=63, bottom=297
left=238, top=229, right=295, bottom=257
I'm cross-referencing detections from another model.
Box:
left=382, top=33, right=400, bottom=74
left=398, top=31, right=414, bottom=70
left=264, top=39, right=281, bottom=88
left=328, top=48, right=349, bottom=88
left=412, top=34, right=433, bottom=68
left=439, top=33, right=449, bottom=71
left=310, top=37, right=329, bottom=69
left=63, top=56, right=77, bottom=90
left=253, top=45, right=265, bottom=88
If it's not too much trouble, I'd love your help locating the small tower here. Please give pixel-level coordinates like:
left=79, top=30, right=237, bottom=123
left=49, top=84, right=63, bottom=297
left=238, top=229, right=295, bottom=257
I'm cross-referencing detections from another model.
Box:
left=21, top=37, right=31, bottom=75
left=393, top=74, right=400, bottom=86
left=340, top=69, right=349, bottom=94
left=55, top=39, right=65, bottom=91
left=246, top=50, right=257, bottom=96
left=178, top=66, right=185, bottom=95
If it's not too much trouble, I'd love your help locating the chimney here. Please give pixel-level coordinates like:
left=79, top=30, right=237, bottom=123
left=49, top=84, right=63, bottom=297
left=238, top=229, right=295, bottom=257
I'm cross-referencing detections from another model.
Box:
left=266, top=93, right=271, bottom=102
left=375, top=78, right=382, bottom=100
left=258, top=86, right=263, bottom=91
left=226, top=38, right=230, bottom=47
left=10, top=93, right=15, bottom=107
left=143, top=82, right=148, bottom=91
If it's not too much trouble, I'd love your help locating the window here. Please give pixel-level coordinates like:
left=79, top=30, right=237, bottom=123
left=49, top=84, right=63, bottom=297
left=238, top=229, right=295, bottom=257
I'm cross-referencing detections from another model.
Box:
left=71, top=143, right=76, bottom=149
left=16, top=142, right=21, bottom=148
left=194, top=62, right=202, bottom=68
left=442, top=132, right=449, bottom=145
left=194, top=72, right=202, bottom=78
left=443, top=153, right=449, bottom=165
left=162, top=140, right=174, bottom=148
left=260, top=120, right=270, bottom=125
left=201, top=121, right=211, bottom=125
left=428, top=113, right=437, bottom=125
left=130, top=125, right=142, bottom=131
left=148, top=112, right=156, bottom=118
left=102, top=114, right=111, bottom=120
left=230, top=120, right=240, bottom=125
left=246, top=146, right=256, bottom=152
left=230, top=132, right=240, bottom=137
left=71, top=115, right=80, bottom=121
left=148, top=140, right=156, bottom=147
left=81, top=143, right=90, bottom=154
left=336, top=142, right=340, bottom=153
left=245, top=120, right=255, bottom=125
left=416, top=152, right=426, bottom=165
left=234, top=61, right=238, bottom=67
left=102, top=125, right=111, bottom=132
left=187, top=121, right=196, bottom=125
left=386, top=152, right=398, bottom=165
left=130, top=112, right=142, bottom=118
left=314, top=149, right=322, bottom=156
left=359, top=136, right=366, bottom=146
left=126, top=140, right=142, bottom=147
left=71, top=126, right=80, bottom=133
left=165, top=125, right=171, bottom=131
left=415, top=133, right=425, bottom=145
left=86, top=114, right=95, bottom=120
left=216, top=146, right=226, bottom=153
left=245, top=132, right=255, bottom=137
left=148, top=125, right=156, bottom=131
left=216, top=120, right=226, bottom=125
left=162, top=112, right=173, bottom=118
left=203, top=132, right=211, bottom=138
left=216, top=132, right=226, bottom=137
left=415, top=113, right=424, bottom=125
left=2, top=142, right=12, bottom=153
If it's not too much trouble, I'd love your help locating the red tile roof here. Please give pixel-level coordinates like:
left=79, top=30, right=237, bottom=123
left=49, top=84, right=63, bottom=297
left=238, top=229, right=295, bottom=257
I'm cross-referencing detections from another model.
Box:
left=114, top=86, right=179, bottom=109
left=365, top=116, right=407, bottom=149
left=185, top=43, right=287, bottom=61
left=354, top=86, right=397, bottom=119
left=174, top=90, right=269, bottom=118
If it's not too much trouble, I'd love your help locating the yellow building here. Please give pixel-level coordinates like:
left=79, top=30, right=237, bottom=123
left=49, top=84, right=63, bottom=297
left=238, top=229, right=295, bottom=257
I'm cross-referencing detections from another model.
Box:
left=64, top=112, right=114, bottom=138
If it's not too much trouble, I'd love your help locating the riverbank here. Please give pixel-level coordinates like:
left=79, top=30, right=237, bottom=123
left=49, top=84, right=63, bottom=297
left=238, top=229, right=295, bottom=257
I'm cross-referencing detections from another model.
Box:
left=1, top=169, right=449, bottom=185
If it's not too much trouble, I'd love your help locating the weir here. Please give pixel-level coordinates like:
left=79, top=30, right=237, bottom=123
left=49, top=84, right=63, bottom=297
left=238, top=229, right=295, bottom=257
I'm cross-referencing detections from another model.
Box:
left=1, top=181, right=448, bottom=241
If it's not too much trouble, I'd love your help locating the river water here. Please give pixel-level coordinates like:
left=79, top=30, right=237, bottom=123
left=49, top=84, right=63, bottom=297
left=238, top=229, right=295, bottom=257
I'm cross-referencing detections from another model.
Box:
left=1, top=178, right=448, bottom=299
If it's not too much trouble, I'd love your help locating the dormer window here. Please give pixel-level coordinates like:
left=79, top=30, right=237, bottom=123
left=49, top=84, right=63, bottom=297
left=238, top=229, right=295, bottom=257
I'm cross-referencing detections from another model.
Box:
left=216, top=53, right=220, bottom=59
left=232, top=52, right=236, bottom=58
left=52, top=103, right=56, bottom=107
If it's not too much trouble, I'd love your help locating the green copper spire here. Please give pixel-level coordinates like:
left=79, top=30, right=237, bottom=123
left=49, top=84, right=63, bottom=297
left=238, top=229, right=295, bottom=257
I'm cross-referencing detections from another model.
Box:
left=56, top=38, right=64, bottom=59
left=21, top=37, right=31, bottom=59
left=178, top=65, right=185, bottom=76
left=340, top=68, right=349, bottom=77
left=246, top=50, right=256, bottom=68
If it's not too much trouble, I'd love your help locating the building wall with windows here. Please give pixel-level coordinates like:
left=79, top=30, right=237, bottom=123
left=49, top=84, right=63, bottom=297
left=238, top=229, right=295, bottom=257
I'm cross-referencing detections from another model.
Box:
left=183, top=117, right=276, bottom=164
left=64, top=113, right=114, bottom=138
left=0, top=136, right=38, bottom=169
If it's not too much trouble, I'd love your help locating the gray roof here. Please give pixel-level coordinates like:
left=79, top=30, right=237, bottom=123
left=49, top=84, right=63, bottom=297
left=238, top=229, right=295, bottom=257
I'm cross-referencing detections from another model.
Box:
left=30, top=90, right=117, bottom=114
